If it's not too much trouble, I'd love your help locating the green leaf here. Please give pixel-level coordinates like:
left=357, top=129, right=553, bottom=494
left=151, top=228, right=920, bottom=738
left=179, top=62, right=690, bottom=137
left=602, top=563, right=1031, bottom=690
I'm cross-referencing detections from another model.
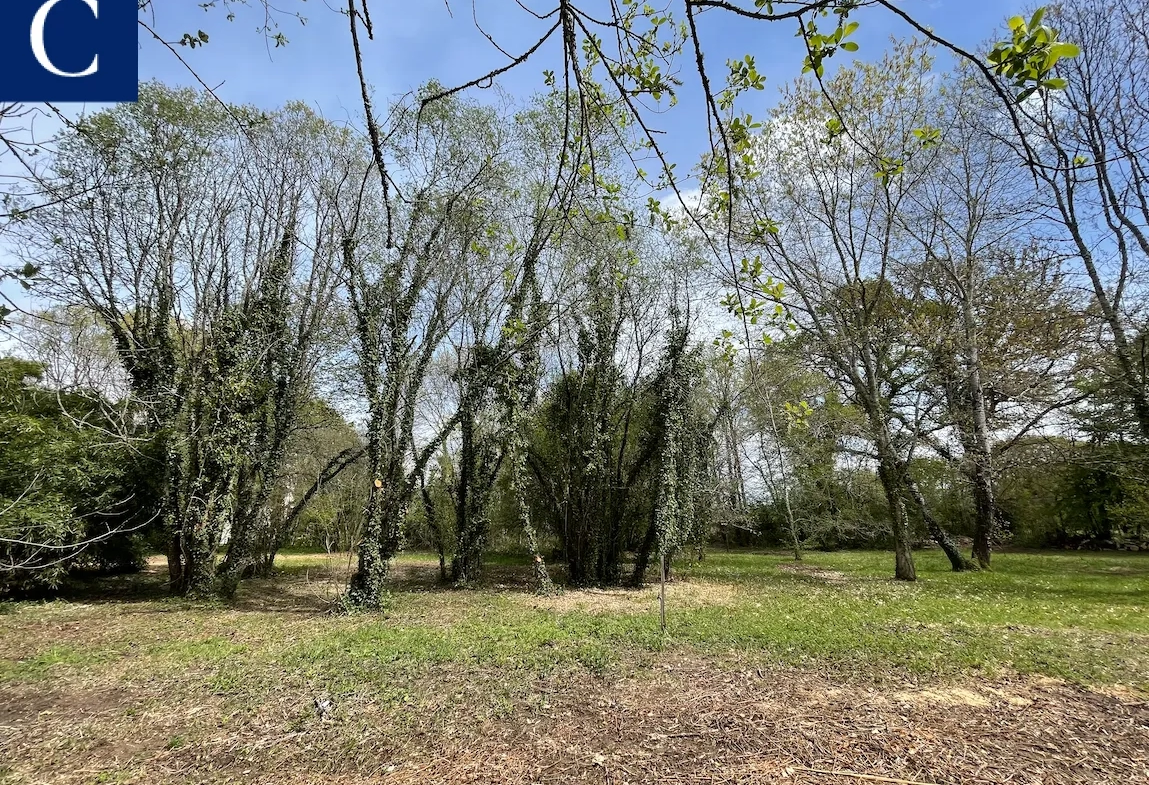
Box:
left=1051, top=42, right=1081, bottom=58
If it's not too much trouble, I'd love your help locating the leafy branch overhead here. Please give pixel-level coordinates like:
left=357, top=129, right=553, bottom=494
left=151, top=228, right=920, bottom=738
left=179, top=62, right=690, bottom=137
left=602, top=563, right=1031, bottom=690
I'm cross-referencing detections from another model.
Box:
left=988, top=9, right=1081, bottom=101
left=417, top=1, right=1079, bottom=217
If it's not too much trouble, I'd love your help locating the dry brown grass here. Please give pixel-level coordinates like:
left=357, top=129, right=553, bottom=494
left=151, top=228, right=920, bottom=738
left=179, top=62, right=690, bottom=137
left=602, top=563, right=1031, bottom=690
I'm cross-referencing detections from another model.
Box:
left=2, top=554, right=1148, bottom=784
left=391, top=660, right=1149, bottom=785
left=777, top=563, right=850, bottom=584
left=4, top=655, right=1145, bottom=784
left=514, top=581, right=740, bottom=616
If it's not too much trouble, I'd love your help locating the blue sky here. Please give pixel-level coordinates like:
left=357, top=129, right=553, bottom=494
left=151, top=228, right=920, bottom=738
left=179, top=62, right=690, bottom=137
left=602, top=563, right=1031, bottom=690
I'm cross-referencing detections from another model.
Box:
left=137, top=0, right=1030, bottom=176
left=2, top=0, right=1031, bottom=319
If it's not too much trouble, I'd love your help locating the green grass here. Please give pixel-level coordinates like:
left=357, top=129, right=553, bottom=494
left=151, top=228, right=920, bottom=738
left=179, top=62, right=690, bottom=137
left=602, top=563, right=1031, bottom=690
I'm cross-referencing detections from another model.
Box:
left=1, top=548, right=1146, bottom=697
left=669, top=549, right=1149, bottom=682
left=2, top=548, right=1145, bottom=785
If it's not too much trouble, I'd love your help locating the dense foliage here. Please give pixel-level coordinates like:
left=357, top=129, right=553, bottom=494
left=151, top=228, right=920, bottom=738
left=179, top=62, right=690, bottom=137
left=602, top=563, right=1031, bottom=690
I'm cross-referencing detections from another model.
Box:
left=0, top=358, right=152, bottom=595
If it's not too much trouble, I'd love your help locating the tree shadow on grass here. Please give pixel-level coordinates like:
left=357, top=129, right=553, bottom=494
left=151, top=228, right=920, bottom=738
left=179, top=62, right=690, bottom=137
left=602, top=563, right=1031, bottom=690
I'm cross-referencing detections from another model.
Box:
left=34, top=551, right=633, bottom=616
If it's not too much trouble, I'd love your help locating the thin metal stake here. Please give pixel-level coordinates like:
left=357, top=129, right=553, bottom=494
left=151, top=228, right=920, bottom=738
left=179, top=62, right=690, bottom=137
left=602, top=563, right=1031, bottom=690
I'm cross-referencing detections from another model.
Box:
left=659, top=550, right=667, bottom=633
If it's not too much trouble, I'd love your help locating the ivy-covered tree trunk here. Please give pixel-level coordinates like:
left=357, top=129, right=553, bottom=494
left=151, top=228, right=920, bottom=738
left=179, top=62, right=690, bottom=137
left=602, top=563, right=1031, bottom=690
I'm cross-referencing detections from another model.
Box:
left=348, top=447, right=411, bottom=608
left=180, top=502, right=229, bottom=597
left=509, top=440, right=554, bottom=592
left=348, top=491, right=395, bottom=608
left=167, top=450, right=236, bottom=596
left=215, top=227, right=306, bottom=594
left=637, top=323, right=712, bottom=589
left=347, top=412, right=408, bottom=608
left=160, top=374, right=240, bottom=597
left=419, top=475, right=449, bottom=582
left=451, top=400, right=478, bottom=584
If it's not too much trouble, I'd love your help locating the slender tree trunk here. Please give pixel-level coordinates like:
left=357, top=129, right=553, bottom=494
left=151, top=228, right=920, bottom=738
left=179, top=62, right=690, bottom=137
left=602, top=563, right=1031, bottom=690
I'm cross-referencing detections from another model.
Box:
left=451, top=402, right=484, bottom=585
left=167, top=530, right=184, bottom=592
left=960, top=284, right=999, bottom=568
left=902, top=469, right=976, bottom=572
left=783, top=483, right=802, bottom=562
left=218, top=510, right=258, bottom=597
left=659, top=550, right=667, bottom=633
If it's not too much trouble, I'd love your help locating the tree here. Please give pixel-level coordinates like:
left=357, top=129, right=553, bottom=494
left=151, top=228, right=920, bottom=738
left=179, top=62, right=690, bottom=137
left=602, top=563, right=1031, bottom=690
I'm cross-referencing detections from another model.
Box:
left=732, top=42, right=976, bottom=578
left=1017, top=0, right=1149, bottom=441
left=338, top=91, right=517, bottom=608
left=1, top=2, right=314, bottom=324
left=23, top=84, right=346, bottom=596
left=895, top=71, right=1089, bottom=567
left=644, top=318, right=714, bottom=595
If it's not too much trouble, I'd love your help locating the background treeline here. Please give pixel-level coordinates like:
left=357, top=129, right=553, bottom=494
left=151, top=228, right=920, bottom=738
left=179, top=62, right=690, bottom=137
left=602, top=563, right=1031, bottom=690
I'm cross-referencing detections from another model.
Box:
left=1, top=0, right=1146, bottom=599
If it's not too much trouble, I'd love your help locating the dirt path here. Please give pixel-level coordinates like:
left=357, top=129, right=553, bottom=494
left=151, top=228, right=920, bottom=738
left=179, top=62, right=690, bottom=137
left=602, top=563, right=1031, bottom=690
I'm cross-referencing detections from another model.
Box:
left=368, top=660, right=1149, bottom=785
left=2, top=658, right=1146, bottom=784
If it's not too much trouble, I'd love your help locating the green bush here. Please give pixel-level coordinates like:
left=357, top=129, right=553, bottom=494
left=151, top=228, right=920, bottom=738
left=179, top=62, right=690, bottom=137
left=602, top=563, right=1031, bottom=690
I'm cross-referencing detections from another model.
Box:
left=0, top=358, right=154, bottom=595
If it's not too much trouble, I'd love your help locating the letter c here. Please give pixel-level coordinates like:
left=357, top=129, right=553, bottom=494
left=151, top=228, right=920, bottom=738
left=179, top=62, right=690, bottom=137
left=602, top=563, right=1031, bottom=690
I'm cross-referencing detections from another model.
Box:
left=31, top=0, right=98, bottom=78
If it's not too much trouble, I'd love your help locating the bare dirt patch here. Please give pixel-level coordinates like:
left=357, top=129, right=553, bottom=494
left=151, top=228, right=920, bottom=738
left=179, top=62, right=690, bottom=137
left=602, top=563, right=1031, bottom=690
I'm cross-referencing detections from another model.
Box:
left=517, top=580, right=740, bottom=616
left=3, top=658, right=1146, bottom=784
left=890, top=685, right=995, bottom=708
left=777, top=562, right=849, bottom=584
left=371, top=660, right=1149, bottom=785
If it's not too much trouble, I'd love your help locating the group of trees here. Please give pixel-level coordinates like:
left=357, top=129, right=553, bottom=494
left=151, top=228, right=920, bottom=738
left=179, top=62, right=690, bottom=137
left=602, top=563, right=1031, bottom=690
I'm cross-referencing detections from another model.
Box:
left=1, top=0, right=1146, bottom=600
left=712, top=2, right=1148, bottom=572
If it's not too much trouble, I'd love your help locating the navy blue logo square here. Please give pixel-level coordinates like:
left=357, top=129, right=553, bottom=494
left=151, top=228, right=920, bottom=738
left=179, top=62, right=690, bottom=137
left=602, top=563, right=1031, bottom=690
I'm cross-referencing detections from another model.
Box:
left=0, top=0, right=137, bottom=102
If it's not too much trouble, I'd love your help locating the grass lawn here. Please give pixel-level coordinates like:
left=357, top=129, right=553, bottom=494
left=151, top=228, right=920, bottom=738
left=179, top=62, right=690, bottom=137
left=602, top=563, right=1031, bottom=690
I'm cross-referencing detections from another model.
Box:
left=1, top=548, right=1146, bottom=783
